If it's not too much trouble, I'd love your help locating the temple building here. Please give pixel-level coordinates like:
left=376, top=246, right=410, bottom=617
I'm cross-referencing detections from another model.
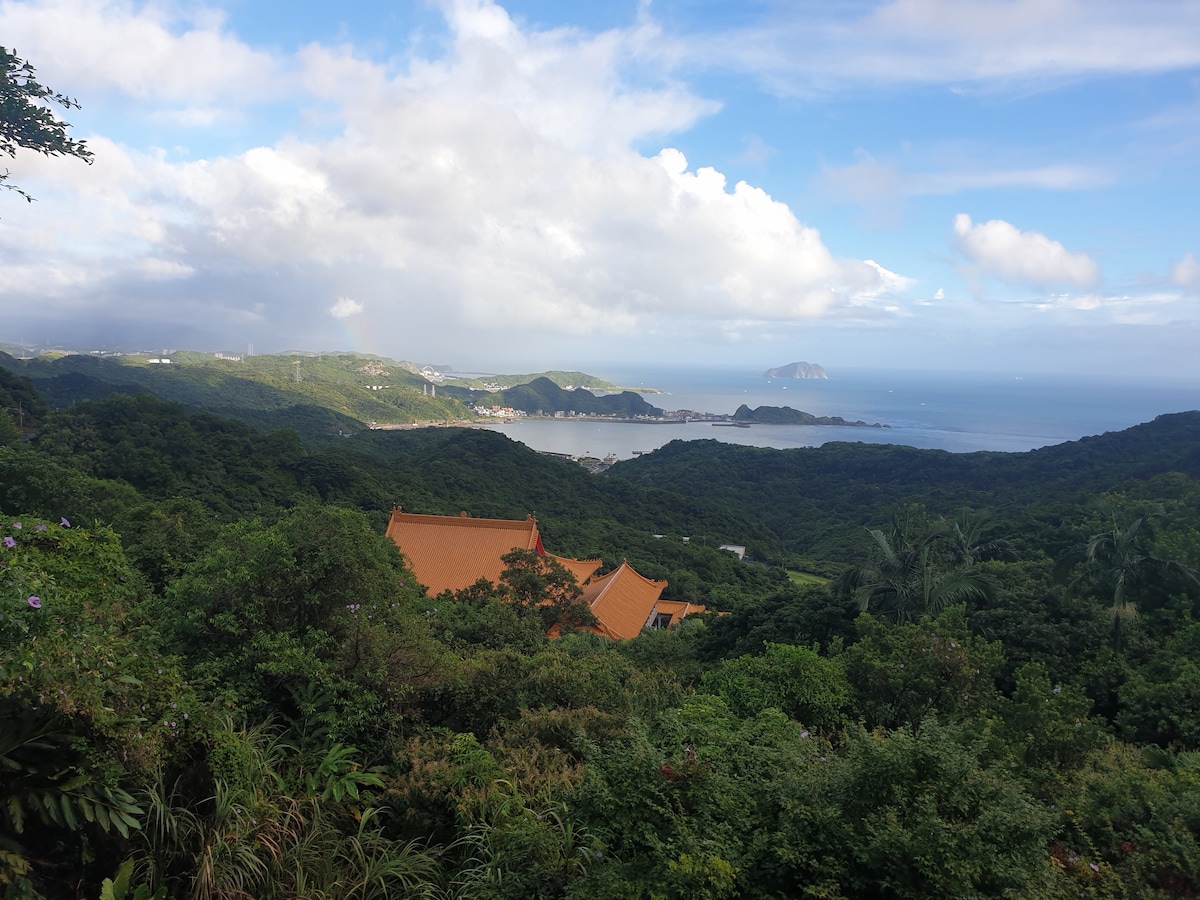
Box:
left=384, top=508, right=704, bottom=639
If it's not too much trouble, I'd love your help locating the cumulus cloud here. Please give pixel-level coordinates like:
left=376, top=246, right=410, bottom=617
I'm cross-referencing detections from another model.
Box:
left=1172, top=252, right=1200, bottom=287
left=0, top=0, right=913, bottom=353
left=330, top=297, right=364, bottom=319
left=0, top=0, right=283, bottom=106
left=953, top=214, right=1099, bottom=287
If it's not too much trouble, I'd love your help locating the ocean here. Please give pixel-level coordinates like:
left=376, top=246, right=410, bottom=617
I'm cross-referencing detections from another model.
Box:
left=477, top=367, right=1200, bottom=458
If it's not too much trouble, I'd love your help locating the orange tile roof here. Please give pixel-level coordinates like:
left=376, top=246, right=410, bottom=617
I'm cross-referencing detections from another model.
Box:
left=385, top=509, right=540, bottom=595
left=578, top=561, right=669, bottom=640
left=385, top=511, right=702, bottom=640
left=550, top=554, right=602, bottom=585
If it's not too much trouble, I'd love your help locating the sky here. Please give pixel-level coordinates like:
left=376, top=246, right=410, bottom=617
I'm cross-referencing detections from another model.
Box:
left=2, top=0, right=1199, bottom=377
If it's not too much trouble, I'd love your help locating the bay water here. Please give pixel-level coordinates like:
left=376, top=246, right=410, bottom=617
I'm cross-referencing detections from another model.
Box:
left=478, top=367, right=1200, bottom=459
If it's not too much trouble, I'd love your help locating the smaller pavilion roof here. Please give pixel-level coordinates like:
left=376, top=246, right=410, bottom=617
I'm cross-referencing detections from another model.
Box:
left=550, top=554, right=603, bottom=586
left=579, top=561, right=669, bottom=640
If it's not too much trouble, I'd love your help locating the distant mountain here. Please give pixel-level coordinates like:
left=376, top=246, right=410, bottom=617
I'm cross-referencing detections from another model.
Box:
left=762, top=361, right=828, bottom=379
left=446, top=371, right=624, bottom=391
left=474, top=377, right=662, bottom=417
left=731, top=404, right=885, bottom=427
left=0, top=350, right=473, bottom=436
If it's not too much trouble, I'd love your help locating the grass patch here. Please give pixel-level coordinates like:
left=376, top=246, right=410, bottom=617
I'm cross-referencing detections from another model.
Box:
left=787, top=569, right=829, bottom=586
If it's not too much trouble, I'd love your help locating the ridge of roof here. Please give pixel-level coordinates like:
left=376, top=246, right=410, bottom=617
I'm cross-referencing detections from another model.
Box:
left=388, top=509, right=539, bottom=531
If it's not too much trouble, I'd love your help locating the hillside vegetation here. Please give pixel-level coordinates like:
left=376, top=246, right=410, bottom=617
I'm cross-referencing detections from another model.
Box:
left=3, top=375, right=1200, bottom=898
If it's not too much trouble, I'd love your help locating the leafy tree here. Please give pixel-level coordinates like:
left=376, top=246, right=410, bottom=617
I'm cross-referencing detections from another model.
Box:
left=765, top=721, right=1057, bottom=899
left=1, top=518, right=190, bottom=895
left=498, top=548, right=596, bottom=632
left=699, top=642, right=849, bottom=730
left=841, top=609, right=1004, bottom=730
left=1, top=46, right=93, bottom=202
left=155, top=505, right=440, bottom=747
left=1056, top=743, right=1200, bottom=896
left=1116, top=621, right=1200, bottom=749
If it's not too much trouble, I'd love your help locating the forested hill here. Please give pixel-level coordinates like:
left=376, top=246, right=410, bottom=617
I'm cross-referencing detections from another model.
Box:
left=609, top=411, right=1200, bottom=560
left=5, top=377, right=1200, bottom=896
left=11, top=384, right=1200, bottom=569
left=0, top=350, right=473, bottom=433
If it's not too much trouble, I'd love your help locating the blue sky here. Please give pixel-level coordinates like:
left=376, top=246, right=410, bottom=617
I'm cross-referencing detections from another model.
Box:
left=2, top=0, right=1199, bottom=378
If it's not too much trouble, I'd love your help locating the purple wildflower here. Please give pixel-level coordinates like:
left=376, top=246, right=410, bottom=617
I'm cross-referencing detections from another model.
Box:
left=11, top=522, right=21, bottom=529
left=800, top=730, right=810, bottom=738
left=3, top=536, right=13, bottom=548
left=1053, top=686, right=1062, bottom=694
left=35, top=524, right=47, bottom=531
left=60, top=517, right=70, bottom=527
left=27, top=596, right=41, bottom=609
left=898, top=663, right=905, bottom=669
left=1089, top=863, right=1099, bottom=873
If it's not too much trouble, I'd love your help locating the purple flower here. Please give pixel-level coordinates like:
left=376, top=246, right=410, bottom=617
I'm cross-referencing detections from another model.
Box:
left=1089, top=863, right=1099, bottom=873
left=60, top=517, right=70, bottom=528
left=35, top=524, right=47, bottom=531
left=800, top=730, right=810, bottom=738
left=898, top=663, right=905, bottom=669
left=3, top=536, right=13, bottom=548
left=11, top=522, right=21, bottom=529
left=1053, top=686, right=1062, bottom=694
left=27, top=596, right=41, bottom=609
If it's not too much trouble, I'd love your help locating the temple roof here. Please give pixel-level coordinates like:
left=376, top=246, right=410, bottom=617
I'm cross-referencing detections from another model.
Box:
left=550, top=554, right=603, bottom=585
left=578, top=561, right=669, bottom=640
left=386, top=509, right=701, bottom=639
left=385, top=509, right=540, bottom=595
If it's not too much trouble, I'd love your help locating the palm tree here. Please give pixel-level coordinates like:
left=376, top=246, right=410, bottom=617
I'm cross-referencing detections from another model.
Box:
left=1058, top=501, right=1199, bottom=629
left=946, top=509, right=1017, bottom=567
left=835, top=518, right=995, bottom=624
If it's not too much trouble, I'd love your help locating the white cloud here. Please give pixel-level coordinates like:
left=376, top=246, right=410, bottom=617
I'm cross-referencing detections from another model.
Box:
left=1035, top=291, right=1184, bottom=325
left=826, top=151, right=1106, bottom=199
left=953, top=213, right=1099, bottom=287
left=0, top=0, right=283, bottom=105
left=330, top=297, right=364, bottom=319
left=0, top=0, right=913, bottom=350
left=697, top=0, right=1200, bottom=93
left=1172, top=252, right=1200, bottom=287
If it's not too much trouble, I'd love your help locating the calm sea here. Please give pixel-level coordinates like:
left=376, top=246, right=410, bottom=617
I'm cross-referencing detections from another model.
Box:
left=478, top=367, right=1200, bottom=458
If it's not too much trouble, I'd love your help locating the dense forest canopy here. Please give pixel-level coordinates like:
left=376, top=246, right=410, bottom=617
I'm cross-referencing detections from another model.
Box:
left=3, top=373, right=1200, bottom=897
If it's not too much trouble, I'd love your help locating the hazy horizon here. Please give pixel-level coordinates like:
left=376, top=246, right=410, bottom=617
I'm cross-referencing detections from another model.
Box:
left=2, top=1, right=1199, bottom=379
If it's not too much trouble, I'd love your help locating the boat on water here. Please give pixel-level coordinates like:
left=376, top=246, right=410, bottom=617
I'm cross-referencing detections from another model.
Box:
left=712, top=422, right=751, bottom=428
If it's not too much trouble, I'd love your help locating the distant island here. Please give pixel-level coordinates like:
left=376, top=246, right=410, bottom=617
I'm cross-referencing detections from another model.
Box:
left=761, top=361, right=828, bottom=379
left=732, top=404, right=887, bottom=428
